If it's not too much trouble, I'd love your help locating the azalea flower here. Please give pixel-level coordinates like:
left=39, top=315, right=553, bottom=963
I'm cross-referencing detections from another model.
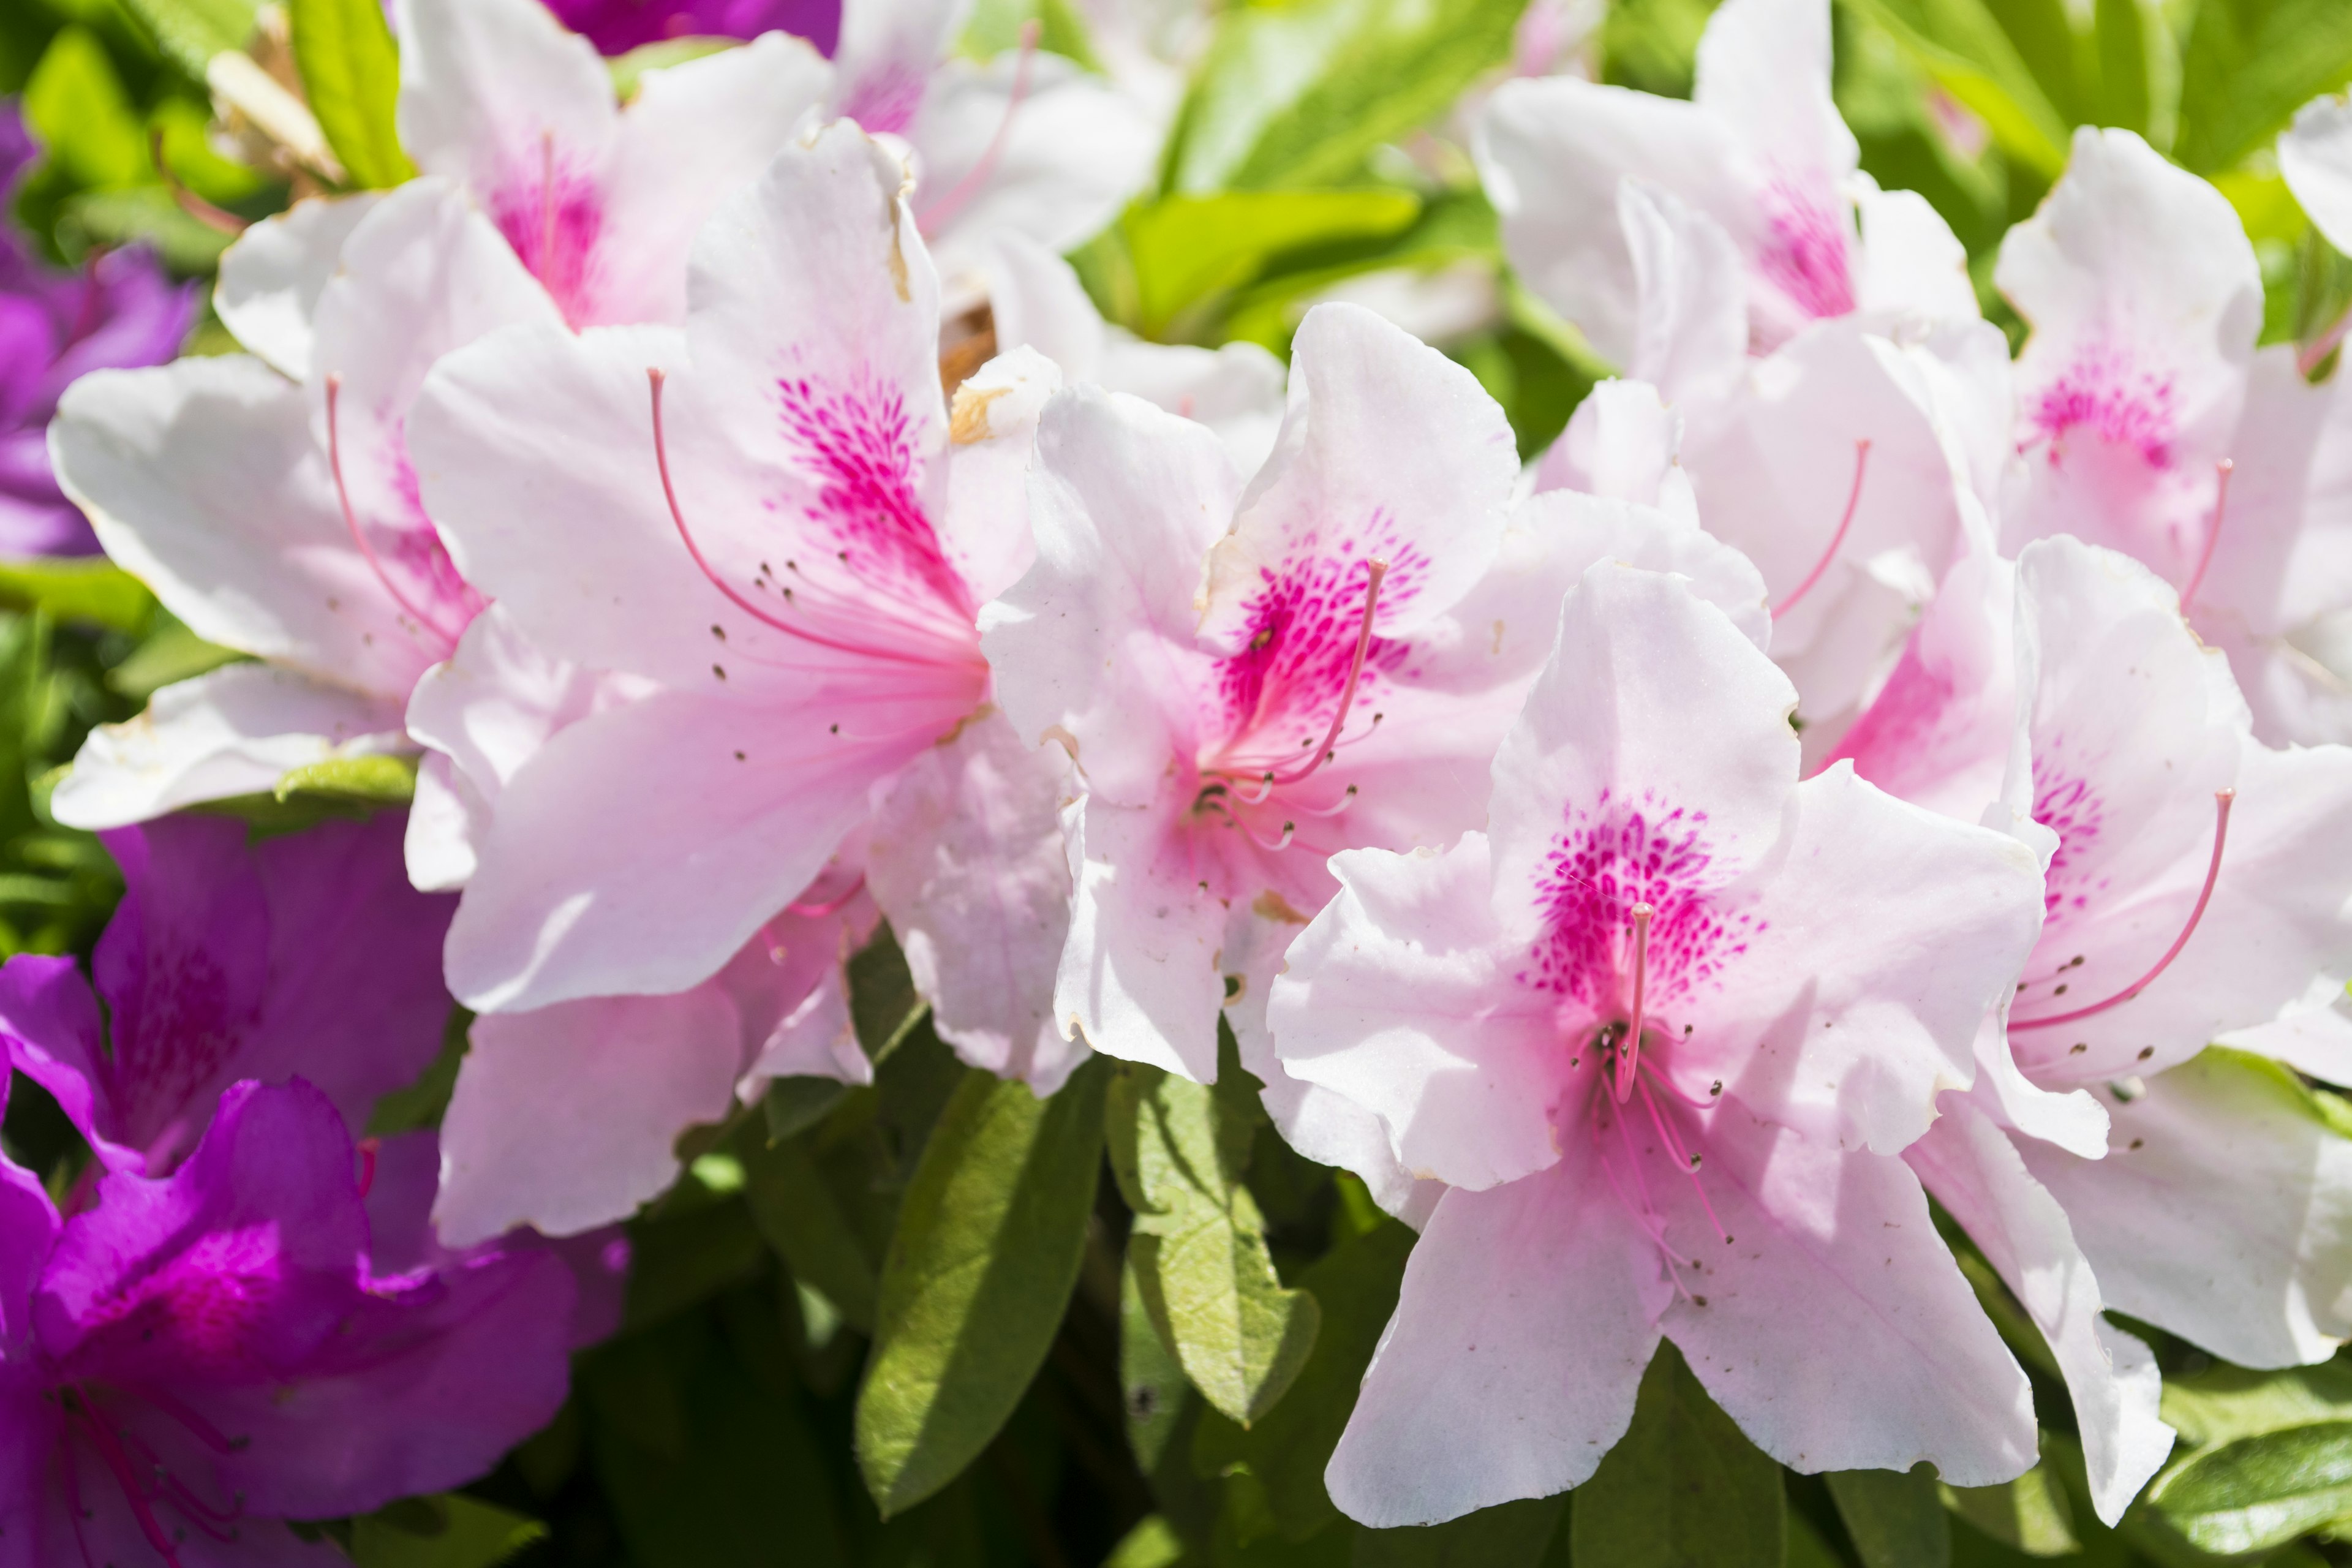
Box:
left=545, top=0, right=841, bottom=56
left=0, top=100, right=195, bottom=557
left=0, top=1077, right=575, bottom=1568
left=408, top=123, right=1078, bottom=1114
left=983, top=301, right=1772, bottom=1177
left=1265, top=562, right=2046, bottom=1525
left=1996, top=125, right=2352, bottom=747
left=1834, top=534, right=2352, bottom=1518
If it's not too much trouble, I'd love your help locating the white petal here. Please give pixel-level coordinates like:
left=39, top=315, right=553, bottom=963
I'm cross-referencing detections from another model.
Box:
left=2282, top=93, right=2352, bottom=259
left=214, top=192, right=386, bottom=381
left=1618, top=179, right=1747, bottom=406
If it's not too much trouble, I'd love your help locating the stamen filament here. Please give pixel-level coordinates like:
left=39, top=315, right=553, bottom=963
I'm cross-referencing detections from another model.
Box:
left=1242, top=818, right=1297, bottom=852
left=1254, top=557, right=1390, bottom=792
left=1771, top=438, right=1871, bottom=622
left=646, top=369, right=930, bottom=668
left=69, top=1387, right=181, bottom=1566
left=2013, top=788, right=2235, bottom=1031
left=325, top=375, right=462, bottom=647
left=787, top=874, right=867, bottom=918
left=1613, top=902, right=1654, bottom=1104
left=355, top=1136, right=379, bottom=1200
left=914, top=21, right=1041, bottom=236
left=2180, top=457, right=2234, bottom=611
left=1638, top=1076, right=1732, bottom=1243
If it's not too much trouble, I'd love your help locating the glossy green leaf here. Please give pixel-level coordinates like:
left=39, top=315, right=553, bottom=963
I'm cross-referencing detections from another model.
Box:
left=1191, top=1218, right=1412, bottom=1539
left=290, top=0, right=417, bottom=189
left=1109, top=1055, right=1319, bottom=1430
left=350, top=1494, right=546, bottom=1568
left=1941, top=1467, right=2081, bottom=1556
left=274, top=751, right=419, bottom=804
left=854, top=1056, right=1109, bottom=1515
left=121, top=0, right=258, bottom=80
left=1123, top=188, right=1421, bottom=337
left=1354, top=1495, right=1566, bottom=1566
left=2164, top=1359, right=2352, bottom=1450
left=1829, top=1465, right=1951, bottom=1568
left=1170, top=0, right=1524, bottom=192
left=2144, top=1421, right=2352, bottom=1556
left=2177, top=0, right=2352, bottom=176
left=0, top=559, right=153, bottom=634
left=1570, top=1343, right=1785, bottom=1568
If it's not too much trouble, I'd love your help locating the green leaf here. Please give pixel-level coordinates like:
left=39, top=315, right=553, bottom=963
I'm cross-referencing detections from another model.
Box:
left=608, top=36, right=737, bottom=99
left=1122, top=1251, right=1194, bottom=1474
left=1841, top=0, right=2071, bottom=176
left=119, top=0, right=258, bottom=80
left=108, top=619, right=245, bottom=700
left=1106, top=1514, right=1194, bottom=1568
left=350, top=1495, right=546, bottom=1568
left=1190, top=1218, right=1414, bottom=1539
left=622, top=1193, right=768, bottom=1331
left=1169, top=0, right=1525, bottom=192
left=743, top=1134, right=881, bottom=1332
left=367, top=1007, right=470, bottom=1136
left=2163, top=1360, right=2352, bottom=1452
left=763, top=1074, right=850, bottom=1144
left=1570, top=1343, right=1786, bottom=1568
left=24, top=28, right=151, bottom=189
left=1829, top=1465, right=1951, bottom=1568
left=854, top=1055, right=1109, bottom=1515
left=2092, top=0, right=2151, bottom=137
left=2176, top=0, right=2352, bottom=176
left=290, top=0, right=417, bottom=189
left=2144, top=1422, right=2352, bottom=1556
left=960, top=0, right=1103, bottom=70
left=0, top=559, right=153, bottom=634
left=61, top=186, right=237, bottom=272
left=1940, top=1467, right=2081, bottom=1557
left=1109, top=1055, right=1320, bottom=1429
left=1123, top=188, right=1422, bottom=338
left=1354, top=1496, right=1567, bottom=1566
left=274, top=751, right=418, bottom=805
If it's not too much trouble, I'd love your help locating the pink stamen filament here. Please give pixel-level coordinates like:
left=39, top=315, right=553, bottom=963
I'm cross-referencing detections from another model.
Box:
left=787, top=874, right=867, bottom=918
left=914, top=21, right=1041, bottom=236
left=1241, top=817, right=1297, bottom=852
left=646, top=369, right=932, bottom=668
left=1642, top=1055, right=1724, bottom=1110
left=1296, top=784, right=1359, bottom=818
left=67, top=1386, right=181, bottom=1565
left=325, top=375, right=463, bottom=647
left=1612, top=902, right=1654, bottom=1104
left=2013, top=788, right=2235, bottom=1031
left=1232, top=557, right=1390, bottom=797
left=1637, top=1076, right=1732, bottom=1244
left=2180, top=457, right=2234, bottom=610
left=1771, top=438, right=1871, bottom=622
left=355, top=1136, right=379, bottom=1200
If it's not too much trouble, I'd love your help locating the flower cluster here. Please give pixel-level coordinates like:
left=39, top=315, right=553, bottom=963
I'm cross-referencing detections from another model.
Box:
left=21, top=0, right=2352, bottom=1549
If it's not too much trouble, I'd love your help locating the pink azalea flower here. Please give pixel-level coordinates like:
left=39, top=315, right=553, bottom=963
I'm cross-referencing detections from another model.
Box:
left=1997, top=126, right=2352, bottom=747
left=1834, top=534, right=2352, bottom=1518
left=0, top=1077, right=575, bottom=1568
left=408, top=124, right=1079, bottom=1115
left=1264, top=562, right=2045, bottom=1525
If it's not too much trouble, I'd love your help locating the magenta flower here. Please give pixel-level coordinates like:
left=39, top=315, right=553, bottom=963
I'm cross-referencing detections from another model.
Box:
left=0, top=100, right=195, bottom=557
left=0, top=1077, right=574, bottom=1568
left=544, top=0, right=842, bottom=56
left=1265, top=563, right=2048, bottom=1525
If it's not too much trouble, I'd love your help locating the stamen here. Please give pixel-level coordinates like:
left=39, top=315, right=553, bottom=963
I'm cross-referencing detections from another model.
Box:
left=355, top=1136, right=379, bottom=1200
left=1612, top=903, right=1654, bottom=1104
left=760, top=919, right=790, bottom=965
left=2014, top=788, right=2234, bottom=1031
left=325, top=375, right=462, bottom=647
left=1641, top=1056, right=1723, bottom=1110
left=786, top=874, right=867, bottom=919
left=1241, top=818, right=1297, bottom=852
left=646, top=370, right=927, bottom=667
left=1771, top=438, right=1871, bottom=622
left=914, top=20, right=1041, bottom=236
left=1296, top=784, right=1360, bottom=818
left=1256, top=558, right=1389, bottom=791
left=1638, top=1076, right=1732, bottom=1244
left=67, top=1387, right=181, bottom=1566
left=2180, top=458, right=2234, bottom=611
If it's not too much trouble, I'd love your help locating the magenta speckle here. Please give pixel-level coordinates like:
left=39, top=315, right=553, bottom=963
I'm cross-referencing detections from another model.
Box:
left=1755, top=175, right=1856, bottom=330
left=70, top=1225, right=291, bottom=1383
left=775, top=374, right=968, bottom=619
left=2031, top=763, right=2108, bottom=919
left=2028, top=341, right=2177, bottom=467
left=1518, top=790, right=1757, bottom=1017
left=489, top=138, right=606, bottom=329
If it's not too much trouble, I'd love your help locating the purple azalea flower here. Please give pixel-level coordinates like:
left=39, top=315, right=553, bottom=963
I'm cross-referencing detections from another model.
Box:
left=542, top=0, right=840, bottom=57
left=0, top=1076, right=575, bottom=1567
left=0, top=813, right=456, bottom=1178
left=0, top=99, right=197, bottom=557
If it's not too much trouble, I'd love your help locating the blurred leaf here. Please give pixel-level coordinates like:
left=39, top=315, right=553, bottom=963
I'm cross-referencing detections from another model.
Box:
left=1106, top=1514, right=1194, bottom=1568
left=1787, top=1509, right=1847, bottom=1568
left=366, top=1007, right=470, bottom=1136
left=350, top=1494, right=546, bottom=1568
left=1191, top=1218, right=1414, bottom=1539
left=2176, top=0, right=2352, bottom=176
left=1601, top=0, right=1716, bottom=96
left=1570, top=1343, right=1786, bottom=1568
left=290, top=0, right=415, bottom=189
left=62, top=186, right=234, bottom=270
left=151, top=96, right=273, bottom=205
left=25, top=26, right=149, bottom=187
left=1109, top=1054, right=1320, bottom=1430
left=274, top=750, right=417, bottom=805
left=119, top=0, right=255, bottom=78
left=855, top=1055, right=1109, bottom=1515
left=624, top=1196, right=768, bottom=1331
left=763, top=1074, right=850, bottom=1144
left=1125, top=189, right=1422, bottom=337
left=2092, top=0, right=2150, bottom=137
left=1170, top=0, right=1525, bottom=192
left=1841, top=0, right=2071, bottom=176
left=0, top=559, right=153, bottom=634
left=1354, top=1496, right=1566, bottom=1566
left=744, top=1133, right=880, bottom=1332
left=108, top=619, right=244, bottom=700
left=1942, top=1466, right=2081, bottom=1556
left=1830, top=1464, right=1951, bottom=1568
left=608, top=36, right=736, bottom=99
left=850, top=923, right=929, bottom=1062
left=961, top=0, right=1102, bottom=70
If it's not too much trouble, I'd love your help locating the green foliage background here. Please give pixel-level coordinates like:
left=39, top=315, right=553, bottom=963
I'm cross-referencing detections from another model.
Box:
left=11, top=0, right=2352, bottom=1562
